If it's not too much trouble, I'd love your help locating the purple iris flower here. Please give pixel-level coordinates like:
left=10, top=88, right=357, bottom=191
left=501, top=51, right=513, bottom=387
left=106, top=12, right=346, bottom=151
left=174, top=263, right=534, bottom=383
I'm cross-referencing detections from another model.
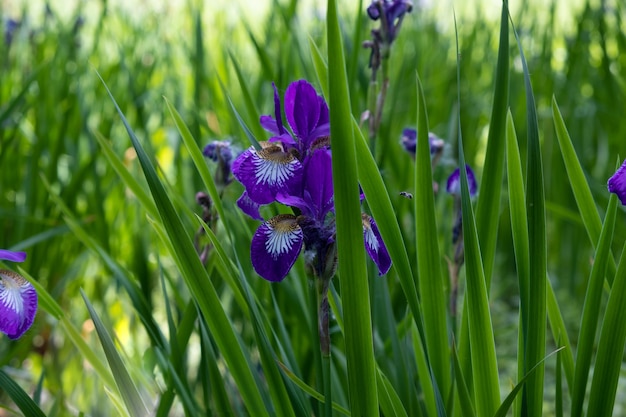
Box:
left=203, top=140, right=235, bottom=188
left=232, top=80, right=391, bottom=282
left=401, top=128, right=444, bottom=156
left=608, top=159, right=626, bottom=205
left=446, top=165, right=478, bottom=197
left=366, top=0, right=413, bottom=42
left=0, top=249, right=37, bottom=340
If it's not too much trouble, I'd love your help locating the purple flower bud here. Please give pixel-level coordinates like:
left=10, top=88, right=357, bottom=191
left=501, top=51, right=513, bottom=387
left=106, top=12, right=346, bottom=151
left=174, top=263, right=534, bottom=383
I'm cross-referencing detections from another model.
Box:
left=608, top=159, right=626, bottom=205
left=401, top=128, right=445, bottom=156
left=446, top=165, right=478, bottom=197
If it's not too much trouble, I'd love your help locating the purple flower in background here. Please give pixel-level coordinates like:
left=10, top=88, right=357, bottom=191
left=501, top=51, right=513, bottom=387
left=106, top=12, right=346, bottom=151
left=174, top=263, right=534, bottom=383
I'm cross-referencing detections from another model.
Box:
left=367, top=0, right=413, bottom=42
left=401, top=128, right=445, bottom=157
left=232, top=80, right=391, bottom=282
left=0, top=250, right=37, bottom=340
left=608, top=159, right=626, bottom=205
left=3, top=18, right=20, bottom=47
left=446, top=165, right=478, bottom=197
left=203, top=140, right=235, bottom=188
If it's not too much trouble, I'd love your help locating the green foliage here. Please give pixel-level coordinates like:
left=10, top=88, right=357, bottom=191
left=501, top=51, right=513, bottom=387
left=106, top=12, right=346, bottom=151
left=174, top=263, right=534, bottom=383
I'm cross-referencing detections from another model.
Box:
left=1, top=1, right=625, bottom=416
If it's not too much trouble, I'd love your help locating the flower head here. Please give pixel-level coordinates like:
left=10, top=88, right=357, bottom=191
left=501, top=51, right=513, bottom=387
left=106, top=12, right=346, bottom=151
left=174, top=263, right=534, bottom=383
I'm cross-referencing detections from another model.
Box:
left=367, top=0, right=413, bottom=42
left=608, top=159, right=626, bottom=205
left=203, top=140, right=235, bottom=188
left=401, top=128, right=445, bottom=157
left=0, top=250, right=37, bottom=339
left=232, top=80, right=391, bottom=282
left=446, top=165, right=478, bottom=197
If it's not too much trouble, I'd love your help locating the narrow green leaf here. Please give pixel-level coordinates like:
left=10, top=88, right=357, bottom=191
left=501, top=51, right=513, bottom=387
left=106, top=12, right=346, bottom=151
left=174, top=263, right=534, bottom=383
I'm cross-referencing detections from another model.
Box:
left=0, top=369, right=47, bottom=417
left=493, top=348, right=564, bottom=417
left=451, top=343, right=475, bottom=417
left=327, top=0, right=378, bottom=414
left=512, top=16, right=547, bottom=415
left=414, top=73, right=451, bottom=399
left=377, top=368, right=409, bottom=417
left=81, top=290, right=150, bottom=417
left=475, top=0, right=510, bottom=285
left=97, top=71, right=270, bottom=417
left=551, top=96, right=616, bottom=282
left=571, top=193, right=617, bottom=417
left=227, top=51, right=267, bottom=142
left=94, top=132, right=158, bottom=219
left=546, top=278, right=574, bottom=392
left=586, top=241, right=626, bottom=417
left=21, top=268, right=117, bottom=390
left=276, top=362, right=351, bottom=417
left=454, top=16, right=499, bottom=416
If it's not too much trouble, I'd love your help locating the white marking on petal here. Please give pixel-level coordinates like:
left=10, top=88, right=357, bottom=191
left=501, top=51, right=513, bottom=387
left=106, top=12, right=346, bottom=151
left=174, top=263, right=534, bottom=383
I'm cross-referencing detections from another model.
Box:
left=254, top=146, right=298, bottom=187
left=362, top=214, right=380, bottom=252
left=0, top=271, right=28, bottom=318
left=265, top=215, right=301, bottom=259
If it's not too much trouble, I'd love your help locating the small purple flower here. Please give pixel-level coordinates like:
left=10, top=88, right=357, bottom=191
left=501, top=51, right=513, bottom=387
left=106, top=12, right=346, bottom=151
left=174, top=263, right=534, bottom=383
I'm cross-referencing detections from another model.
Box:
left=0, top=250, right=37, bottom=340
left=401, top=128, right=445, bottom=156
left=446, top=165, right=478, bottom=197
left=3, top=18, right=20, bottom=47
left=362, top=214, right=391, bottom=275
left=203, top=140, right=235, bottom=187
left=233, top=80, right=391, bottom=282
left=367, top=0, right=413, bottom=44
left=608, top=159, right=626, bottom=205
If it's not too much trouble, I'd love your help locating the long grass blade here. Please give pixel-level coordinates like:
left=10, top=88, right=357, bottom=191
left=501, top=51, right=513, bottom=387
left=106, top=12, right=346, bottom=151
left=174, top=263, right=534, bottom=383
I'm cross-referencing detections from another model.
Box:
left=327, top=0, right=378, bottom=414
left=81, top=290, right=150, bottom=417
left=97, top=71, right=270, bottom=417
left=571, top=193, right=617, bottom=417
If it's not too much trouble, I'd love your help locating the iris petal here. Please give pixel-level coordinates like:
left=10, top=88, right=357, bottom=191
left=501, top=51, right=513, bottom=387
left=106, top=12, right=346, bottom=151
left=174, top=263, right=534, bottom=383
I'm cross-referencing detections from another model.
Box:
left=362, top=214, right=392, bottom=275
left=0, top=270, right=37, bottom=339
left=446, top=165, right=477, bottom=197
left=237, top=192, right=263, bottom=220
left=232, top=145, right=303, bottom=205
left=0, top=250, right=27, bottom=263
left=284, top=80, right=321, bottom=147
left=251, top=215, right=303, bottom=282
left=608, top=159, right=626, bottom=205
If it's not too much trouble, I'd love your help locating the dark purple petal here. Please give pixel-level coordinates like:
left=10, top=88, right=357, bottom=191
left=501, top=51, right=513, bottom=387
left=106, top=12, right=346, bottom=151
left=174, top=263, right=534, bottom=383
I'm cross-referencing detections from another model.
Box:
left=367, top=2, right=381, bottom=19
left=272, top=82, right=286, bottom=135
left=233, top=145, right=303, bottom=205
left=303, top=149, right=334, bottom=220
left=0, top=250, right=26, bottom=263
left=401, top=128, right=417, bottom=155
left=446, top=165, right=477, bottom=197
left=362, top=214, right=391, bottom=275
left=251, top=215, right=303, bottom=282
left=237, top=192, right=263, bottom=220
left=608, top=159, right=626, bottom=205
left=284, top=80, right=321, bottom=145
left=0, top=270, right=37, bottom=339
left=260, top=115, right=281, bottom=136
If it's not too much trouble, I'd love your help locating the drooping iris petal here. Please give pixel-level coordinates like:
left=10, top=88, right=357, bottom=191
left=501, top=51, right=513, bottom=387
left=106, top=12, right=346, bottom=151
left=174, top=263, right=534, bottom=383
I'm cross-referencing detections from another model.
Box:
left=232, top=145, right=303, bottom=205
left=0, top=270, right=37, bottom=339
left=251, top=214, right=304, bottom=282
left=362, top=214, right=391, bottom=275
left=237, top=191, right=263, bottom=220
left=284, top=80, right=321, bottom=146
left=446, top=165, right=477, bottom=197
left=0, top=250, right=27, bottom=263
left=608, top=159, right=626, bottom=205
left=303, top=148, right=334, bottom=220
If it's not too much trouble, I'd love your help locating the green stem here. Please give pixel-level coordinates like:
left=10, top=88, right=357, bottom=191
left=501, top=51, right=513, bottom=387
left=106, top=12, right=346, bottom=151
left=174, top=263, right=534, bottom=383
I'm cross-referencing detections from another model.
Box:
left=322, top=352, right=332, bottom=417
